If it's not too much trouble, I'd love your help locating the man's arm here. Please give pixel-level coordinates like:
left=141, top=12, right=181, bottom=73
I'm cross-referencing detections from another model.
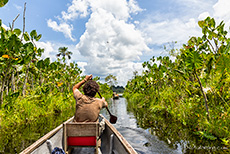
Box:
left=101, top=97, right=108, bottom=108
left=72, top=74, right=93, bottom=93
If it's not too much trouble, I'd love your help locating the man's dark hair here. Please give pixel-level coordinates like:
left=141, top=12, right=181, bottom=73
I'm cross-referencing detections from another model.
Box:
left=83, top=80, right=99, bottom=97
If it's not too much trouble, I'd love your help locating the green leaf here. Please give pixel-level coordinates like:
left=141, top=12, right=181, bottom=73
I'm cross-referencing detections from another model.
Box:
left=50, top=63, right=57, bottom=70
left=198, top=21, right=204, bottom=28
left=44, top=58, right=50, bottom=66
left=185, top=50, right=203, bottom=70
left=36, top=34, right=42, bottom=41
left=13, top=28, right=21, bottom=36
left=216, top=54, right=230, bottom=73
left=23, top=32, right=30, bottom=41
left=195, top=131, right=217, bottom=140
left=30, top=30, right=37, bottom=39
left=0, top=0, right=8, bottom=7
left=224, top=41, right=230, bottom=54
left=37, top=60, right=44, bottom=69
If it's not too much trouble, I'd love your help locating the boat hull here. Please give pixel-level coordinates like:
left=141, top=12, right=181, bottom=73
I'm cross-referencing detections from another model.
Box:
left=20, top=115, right=137, bottom=154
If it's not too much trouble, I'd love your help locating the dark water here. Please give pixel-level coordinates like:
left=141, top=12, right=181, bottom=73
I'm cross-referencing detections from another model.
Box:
left=0, top=110, right=75, bottom=154
left=1, top=97, right=229, bottom=153
left=102, top=98, right=179, bottom=154
left=102, top=97, right=229, bottom=154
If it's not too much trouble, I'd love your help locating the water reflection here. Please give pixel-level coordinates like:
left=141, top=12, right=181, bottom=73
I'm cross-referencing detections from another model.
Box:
left=102, top=98, right=179, bottom=154
left=0, top=110, right=74, bottom=154
left=1, top=97, right=229, bottom=154
left=103, top=97, right=229, bottom=154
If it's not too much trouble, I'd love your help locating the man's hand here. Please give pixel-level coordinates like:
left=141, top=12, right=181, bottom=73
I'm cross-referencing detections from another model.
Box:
left=102, top=97, right=108, bottom=108
left=84, top=74, right=93, bottom=81
left=73, top=74, right=93, bottom=92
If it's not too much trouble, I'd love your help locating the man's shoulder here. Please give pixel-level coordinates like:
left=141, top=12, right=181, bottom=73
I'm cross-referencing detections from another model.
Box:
left=73, top=89, right=83, bottom=99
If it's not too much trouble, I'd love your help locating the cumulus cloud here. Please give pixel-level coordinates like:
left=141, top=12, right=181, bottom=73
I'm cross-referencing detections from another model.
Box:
left=198, top=12, right=211, bottom=20
left=75, top=5, right=150, bottom=84
left=213, top=0, right=230, bottom=27
left=198, top=0, right=230, bottom=32
left=89, top=0, right=142, bottom=21
left=136, top=0, right=225, bottom=57
left=46, top=0, right=230, bottom=86
left=213, top=0, right=230, bottom=17
left=13, top=4, right=23, bottom=11
left=56, top=0, right=148, bottom=85
left=2, top=23, right=8, bottom=29
left=47, top=19, right=76, bottom=41
left=76, top=61, right=87, bottom=74
left=140, top=18, right=201, bottom=46
left=36, top=41, right=57, bottom=61
left=36, top=41, right=86, bottom=64
left=61, top=0, right=90, bottom=20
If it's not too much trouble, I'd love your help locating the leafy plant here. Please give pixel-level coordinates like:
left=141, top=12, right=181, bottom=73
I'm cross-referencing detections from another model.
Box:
left=124, top=17, right=230, bottom=145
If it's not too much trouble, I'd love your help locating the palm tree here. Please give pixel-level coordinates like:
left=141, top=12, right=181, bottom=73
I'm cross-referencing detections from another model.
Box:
left=57, top=47, right=72, bottom=63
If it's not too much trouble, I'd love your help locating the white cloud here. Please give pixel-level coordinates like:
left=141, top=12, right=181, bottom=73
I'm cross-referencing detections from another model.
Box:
left=47, top=0, right=142, bottom=42
left=116, top=62, right=143, bottom=85
left=128, top=0, right=143, bottom=14
left=47, top=19, right=76, bottom=41
left=213, top=0, right=230, bottom=17
left=45, top=0, right=230, bottom=86
left=198, top=12, right=211, bottom=20
left=2, top=23, right=9, bottom=30
left=36, top=41, right=57, bottom=61
left=213, top=0, right=230, bottom=27
left=140, top=18, right=201, bottom=46
left=198, top=0, right=230, bottom=33
left=61, top=0, right=142, bottom=22
left=13, top=4, right=22, bottom=11
left=36, top=41, right=86, bottom=63
left=57, top=0, right=146, bottom=86
left=75, top=6, right=150, bottom=85
left=61, top=0, right=90, bottom=20
left=76, top=61, right=87, bottom=74
left=90, top=0, right=142, bottom=21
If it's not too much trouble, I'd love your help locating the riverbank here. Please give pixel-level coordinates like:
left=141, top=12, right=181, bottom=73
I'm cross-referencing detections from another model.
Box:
left=0, top=91, right=112, bottom=153
left=125, top=97, right=229, bottom=153
left=124, top=92, right=230, bottom=150
left=0, top=91, right=75, bottom=129
left=123, top=17, right=230, bottom=148
left=0, top=109, right=74, bottom=153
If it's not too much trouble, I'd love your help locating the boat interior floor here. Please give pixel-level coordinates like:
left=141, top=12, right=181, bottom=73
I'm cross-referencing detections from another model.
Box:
left=70, top=147, right=102, bottom=154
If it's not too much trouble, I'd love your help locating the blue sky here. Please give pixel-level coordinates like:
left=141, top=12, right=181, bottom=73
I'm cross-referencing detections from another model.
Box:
left=1, top=0, right=230, bottom=86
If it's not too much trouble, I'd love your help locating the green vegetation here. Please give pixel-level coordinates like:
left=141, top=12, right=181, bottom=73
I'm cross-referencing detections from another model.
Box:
left=112, top=85, right=125, bottom=93
left=0, top=19, right=112, bottom=128
left=0, top=0, right=8, bottom=7
left=105, top=74, right=125, bottom=93
left=105, top=74, right=118, bottom=87
left=0, top=109, right=75, bottom=153
left=124, top=17, right=230, bottom=146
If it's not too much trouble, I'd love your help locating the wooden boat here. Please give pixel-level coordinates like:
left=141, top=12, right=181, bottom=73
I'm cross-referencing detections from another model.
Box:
left=118, top=93, right=123, bottom=97
left=20, top=114, right=137, bottom=154
left=113, top=92, right=119, bottom=99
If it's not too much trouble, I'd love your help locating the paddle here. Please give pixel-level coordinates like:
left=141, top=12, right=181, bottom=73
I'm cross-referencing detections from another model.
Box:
left=88, top=77, right=117, bottom=124
left=98, top=92, right=117, bottom=124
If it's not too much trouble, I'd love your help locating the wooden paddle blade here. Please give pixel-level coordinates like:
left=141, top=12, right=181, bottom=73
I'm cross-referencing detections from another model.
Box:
left=110, top=115, right=117, bottom=124
left=98, top=92, right=118, bottom=124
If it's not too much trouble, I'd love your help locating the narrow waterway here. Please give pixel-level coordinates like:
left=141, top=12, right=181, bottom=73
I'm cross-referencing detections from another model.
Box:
left=102, top=97, right=180, bottom=154
left=102, top=97, right=229, bottom=154
left=0, top=97, right=228, bottom=154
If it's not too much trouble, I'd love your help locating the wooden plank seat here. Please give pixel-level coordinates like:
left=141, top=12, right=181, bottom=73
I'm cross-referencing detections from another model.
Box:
left=63, top=122, right=100, bottom=154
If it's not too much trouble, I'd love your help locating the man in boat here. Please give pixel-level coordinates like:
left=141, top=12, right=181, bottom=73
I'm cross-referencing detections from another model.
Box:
left=72, top=74, right=108, bottom=122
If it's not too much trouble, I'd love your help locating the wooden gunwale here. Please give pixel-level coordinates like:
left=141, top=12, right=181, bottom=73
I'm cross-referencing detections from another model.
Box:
left=101, top=115, right=137, bottom=154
